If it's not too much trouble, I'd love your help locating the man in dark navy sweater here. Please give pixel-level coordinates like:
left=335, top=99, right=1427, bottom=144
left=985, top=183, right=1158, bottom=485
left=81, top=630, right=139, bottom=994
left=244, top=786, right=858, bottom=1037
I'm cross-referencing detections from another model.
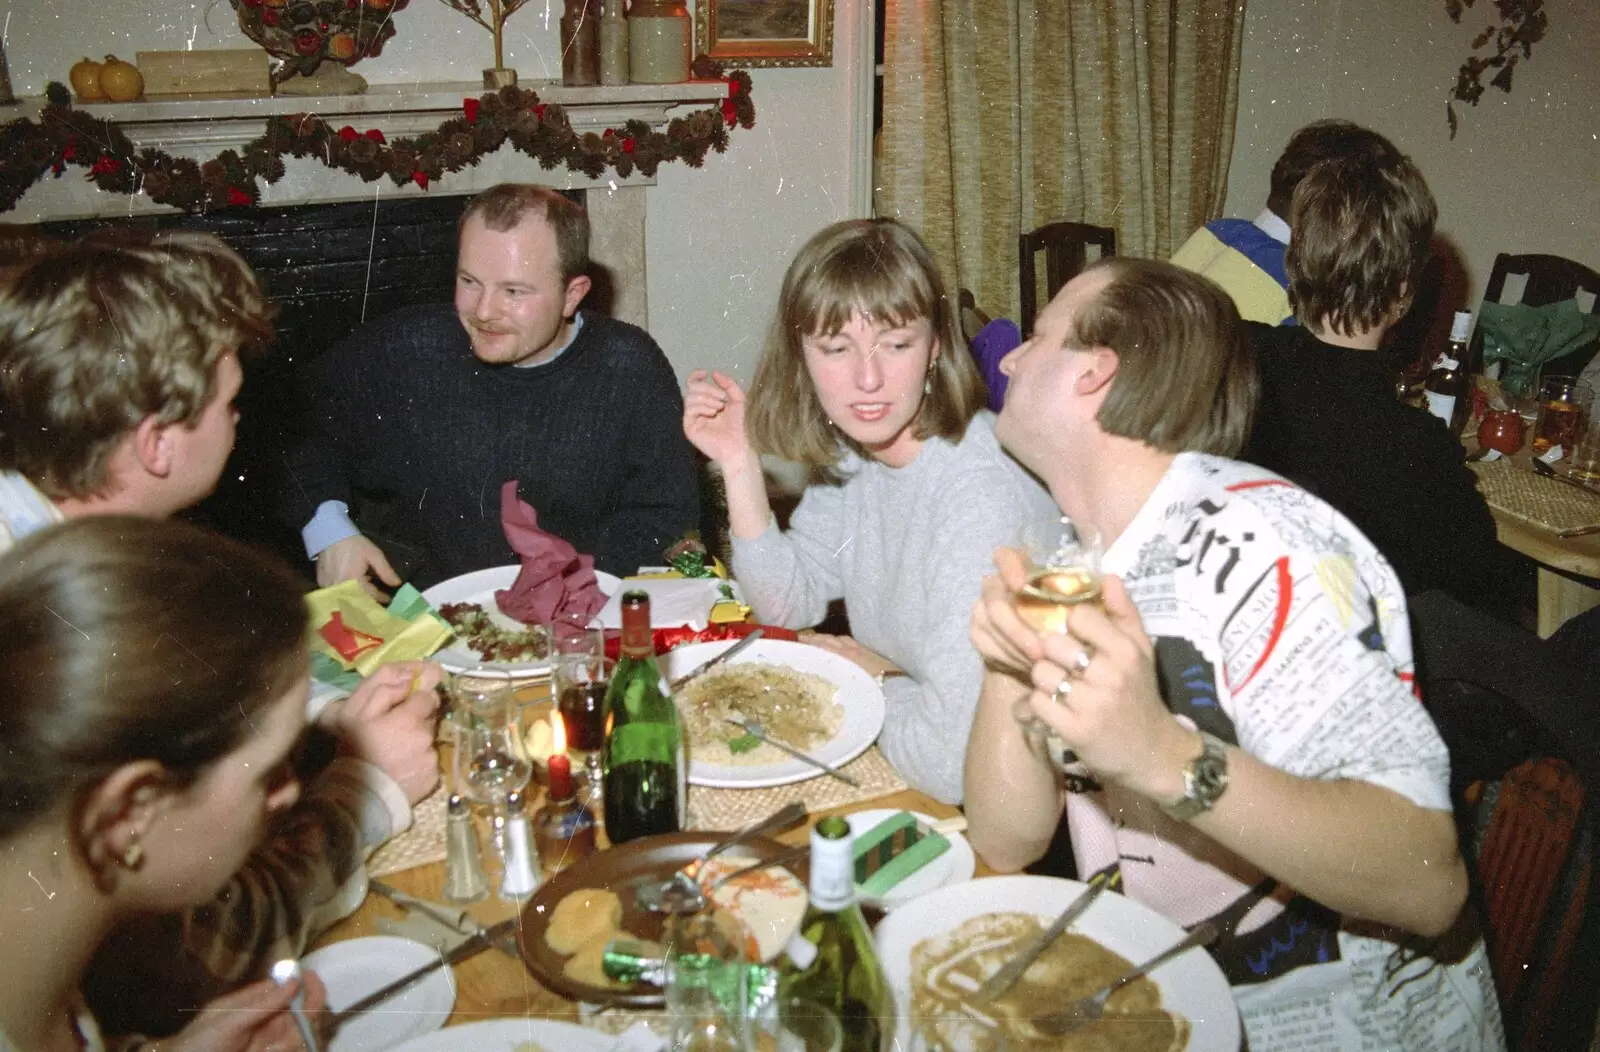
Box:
left=281, top=184, right=699, bottom=590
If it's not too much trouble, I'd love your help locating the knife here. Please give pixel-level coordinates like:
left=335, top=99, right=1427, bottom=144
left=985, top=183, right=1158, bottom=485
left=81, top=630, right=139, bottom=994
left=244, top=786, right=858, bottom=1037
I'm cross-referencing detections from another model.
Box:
left=329, top=917, right=518, bottom=1028
left=368, top=880, right=476, bottom=934
left=973, top=865, right=1121, bottom=1003
left=670, top=628, right=764, bottom=691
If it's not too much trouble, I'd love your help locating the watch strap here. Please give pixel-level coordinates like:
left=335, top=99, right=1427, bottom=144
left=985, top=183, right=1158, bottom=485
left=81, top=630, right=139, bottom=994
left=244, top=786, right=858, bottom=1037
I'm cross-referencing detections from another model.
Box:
left=1162, top=731, right=1230, bottom=822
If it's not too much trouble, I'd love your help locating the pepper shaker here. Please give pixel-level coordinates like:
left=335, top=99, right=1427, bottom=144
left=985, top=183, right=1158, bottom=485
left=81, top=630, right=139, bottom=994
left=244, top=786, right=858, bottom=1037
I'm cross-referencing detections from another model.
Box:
left=442, top=793, right=489, bottom=903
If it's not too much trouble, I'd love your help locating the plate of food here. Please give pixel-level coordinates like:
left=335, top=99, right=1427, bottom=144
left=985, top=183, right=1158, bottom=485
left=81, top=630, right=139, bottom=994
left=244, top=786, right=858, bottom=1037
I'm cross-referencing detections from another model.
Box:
left=875, top=875, right=1240, bottom=1052
left=301, top=936, right=456, bottom=1052
left=517, top=831, right=810, bottom=1007
left=663, top=639, right=886, bottom=789
left=386, top=1018, right=617, bottom=1052
left=421, top=565, right=622, bottom=675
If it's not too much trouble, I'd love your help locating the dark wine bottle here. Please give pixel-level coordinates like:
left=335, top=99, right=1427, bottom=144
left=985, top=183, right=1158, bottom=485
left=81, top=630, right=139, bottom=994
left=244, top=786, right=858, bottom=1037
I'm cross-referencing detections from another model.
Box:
left=601, top=590, right=684, bottom=844
left=780, top=816, right=893, bottom=1052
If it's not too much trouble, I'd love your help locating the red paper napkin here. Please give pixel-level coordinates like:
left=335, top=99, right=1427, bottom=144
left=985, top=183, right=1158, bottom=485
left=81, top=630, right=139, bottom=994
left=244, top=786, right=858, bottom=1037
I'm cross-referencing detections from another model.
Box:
left=494, top=480, right=607, bottom=624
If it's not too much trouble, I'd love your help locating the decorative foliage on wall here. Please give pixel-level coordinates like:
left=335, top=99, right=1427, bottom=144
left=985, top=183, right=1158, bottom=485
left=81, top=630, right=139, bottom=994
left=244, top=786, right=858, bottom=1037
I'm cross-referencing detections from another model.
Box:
left=0, top=60, right=754, bottom=215
left=1445, top=0, right=1548, bottom=138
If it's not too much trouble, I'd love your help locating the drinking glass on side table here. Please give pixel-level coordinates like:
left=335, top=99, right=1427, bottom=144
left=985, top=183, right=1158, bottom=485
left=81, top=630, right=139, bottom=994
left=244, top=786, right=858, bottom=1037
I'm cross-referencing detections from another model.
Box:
left=1532, top=376, right=1594, bottom=457
left=1011, top=516, right=1104, bottom=768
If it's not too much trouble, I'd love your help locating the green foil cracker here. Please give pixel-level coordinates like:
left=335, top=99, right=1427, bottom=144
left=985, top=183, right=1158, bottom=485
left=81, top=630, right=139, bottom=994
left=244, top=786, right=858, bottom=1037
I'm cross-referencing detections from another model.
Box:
left=851, top=811, right=950, bottom=897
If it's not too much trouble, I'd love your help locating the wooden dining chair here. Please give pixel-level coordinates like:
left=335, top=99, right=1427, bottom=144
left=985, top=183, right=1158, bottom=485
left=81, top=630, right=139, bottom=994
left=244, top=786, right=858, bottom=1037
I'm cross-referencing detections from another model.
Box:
left=1472, top=252, right=1600, bottom=379
left=1018, top=221, right=1116, bottom=338
left=1459, top=756, right=1599, bottom=1050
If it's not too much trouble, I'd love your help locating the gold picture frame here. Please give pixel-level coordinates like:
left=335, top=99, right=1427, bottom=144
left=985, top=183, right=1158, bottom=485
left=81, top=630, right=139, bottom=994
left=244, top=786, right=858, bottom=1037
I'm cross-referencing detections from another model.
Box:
left=695, top=0, right=835, bottom=68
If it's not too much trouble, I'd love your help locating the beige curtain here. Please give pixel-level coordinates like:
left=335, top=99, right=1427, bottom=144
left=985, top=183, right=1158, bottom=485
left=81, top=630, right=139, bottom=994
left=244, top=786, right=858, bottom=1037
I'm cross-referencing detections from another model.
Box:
left=879, top=0, right=1245, bottom=323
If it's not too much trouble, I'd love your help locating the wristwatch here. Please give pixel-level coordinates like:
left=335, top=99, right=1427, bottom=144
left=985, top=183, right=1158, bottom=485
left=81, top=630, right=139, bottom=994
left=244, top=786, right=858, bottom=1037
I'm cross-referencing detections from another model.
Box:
left=1161, top=731, right=1230, bottom=821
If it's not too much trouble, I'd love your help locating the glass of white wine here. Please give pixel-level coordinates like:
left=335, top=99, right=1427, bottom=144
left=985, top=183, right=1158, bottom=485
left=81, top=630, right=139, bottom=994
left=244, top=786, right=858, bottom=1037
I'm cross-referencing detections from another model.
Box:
left=1011, top=515, right=1104, bottom=765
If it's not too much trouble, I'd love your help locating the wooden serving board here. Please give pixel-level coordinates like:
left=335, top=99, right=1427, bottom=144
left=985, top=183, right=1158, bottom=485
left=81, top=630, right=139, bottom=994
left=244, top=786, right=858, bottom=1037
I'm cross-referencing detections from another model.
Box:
left=137, top=49, right=271, bottom=96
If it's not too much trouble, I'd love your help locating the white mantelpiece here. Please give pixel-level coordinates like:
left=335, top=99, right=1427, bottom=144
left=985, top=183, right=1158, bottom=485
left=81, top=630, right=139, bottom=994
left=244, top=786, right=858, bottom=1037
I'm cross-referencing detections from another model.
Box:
left=4, top=80, right=731, bottom=329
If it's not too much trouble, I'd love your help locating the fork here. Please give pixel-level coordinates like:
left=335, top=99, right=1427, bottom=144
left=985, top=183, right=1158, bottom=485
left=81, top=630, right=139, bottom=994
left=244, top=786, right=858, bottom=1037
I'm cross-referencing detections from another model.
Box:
left=724, top=716, right=859, bottom=787
left=1033, top=921, right=1219, bottom=1036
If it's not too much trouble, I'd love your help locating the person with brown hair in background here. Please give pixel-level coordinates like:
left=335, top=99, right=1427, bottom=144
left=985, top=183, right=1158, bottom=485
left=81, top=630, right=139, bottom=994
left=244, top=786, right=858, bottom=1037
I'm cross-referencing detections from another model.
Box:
left=1170, top=119, right=1402, bottom=326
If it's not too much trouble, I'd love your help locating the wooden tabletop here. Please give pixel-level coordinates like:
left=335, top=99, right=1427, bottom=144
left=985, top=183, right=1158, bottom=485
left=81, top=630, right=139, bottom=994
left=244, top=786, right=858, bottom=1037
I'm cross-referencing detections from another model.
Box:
left=1465, top=444, right=1600, bottom=634
left=313, top=786, right=967, bottom=1028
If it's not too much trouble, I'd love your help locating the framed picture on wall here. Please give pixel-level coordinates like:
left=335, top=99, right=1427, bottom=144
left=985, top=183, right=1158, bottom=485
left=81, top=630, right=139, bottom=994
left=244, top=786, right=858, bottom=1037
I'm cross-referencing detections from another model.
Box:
left=695, top=0, right=834, bottom=68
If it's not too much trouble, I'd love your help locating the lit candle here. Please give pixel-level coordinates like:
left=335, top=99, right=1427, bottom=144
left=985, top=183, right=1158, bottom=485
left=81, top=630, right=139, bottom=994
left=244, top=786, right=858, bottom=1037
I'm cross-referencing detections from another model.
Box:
left=550, top=708, right=567, bottom=761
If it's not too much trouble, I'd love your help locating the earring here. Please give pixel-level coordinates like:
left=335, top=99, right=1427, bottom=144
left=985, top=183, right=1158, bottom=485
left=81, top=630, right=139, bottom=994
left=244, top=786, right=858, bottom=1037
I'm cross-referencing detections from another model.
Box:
left=924, top=359, right=936, bottom=396
left=120, top=842, right=145, bottom=871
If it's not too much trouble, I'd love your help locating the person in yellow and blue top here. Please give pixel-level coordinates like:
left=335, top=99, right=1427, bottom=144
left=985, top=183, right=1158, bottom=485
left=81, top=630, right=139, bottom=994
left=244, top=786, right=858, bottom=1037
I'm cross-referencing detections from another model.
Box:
left=1170, top=120, right=1402, bottom=326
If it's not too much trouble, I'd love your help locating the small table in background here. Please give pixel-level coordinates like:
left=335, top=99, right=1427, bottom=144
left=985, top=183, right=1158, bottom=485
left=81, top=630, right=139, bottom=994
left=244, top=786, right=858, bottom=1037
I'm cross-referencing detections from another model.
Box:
left=1468, top=450, right=1600, bottom=637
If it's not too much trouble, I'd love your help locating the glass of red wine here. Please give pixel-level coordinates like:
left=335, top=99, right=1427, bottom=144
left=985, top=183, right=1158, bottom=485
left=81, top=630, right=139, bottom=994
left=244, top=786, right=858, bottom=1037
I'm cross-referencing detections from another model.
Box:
left=555, top=653, right=613, bottom=760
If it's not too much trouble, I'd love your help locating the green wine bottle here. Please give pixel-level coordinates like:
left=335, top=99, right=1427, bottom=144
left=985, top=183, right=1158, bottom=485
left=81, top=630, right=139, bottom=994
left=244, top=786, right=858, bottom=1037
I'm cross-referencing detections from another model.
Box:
left=780, top=816, right=894, bottom=1052
left=601, top=590, right=684, bottom=843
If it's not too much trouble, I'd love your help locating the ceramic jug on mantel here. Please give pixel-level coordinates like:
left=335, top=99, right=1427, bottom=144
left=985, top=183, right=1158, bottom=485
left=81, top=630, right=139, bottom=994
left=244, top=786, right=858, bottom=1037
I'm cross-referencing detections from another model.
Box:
left=599, top=0, right=630, bottom=86
left=628, top=0, right=690, bottom=84
left=561, top=0, right=601, bottom=86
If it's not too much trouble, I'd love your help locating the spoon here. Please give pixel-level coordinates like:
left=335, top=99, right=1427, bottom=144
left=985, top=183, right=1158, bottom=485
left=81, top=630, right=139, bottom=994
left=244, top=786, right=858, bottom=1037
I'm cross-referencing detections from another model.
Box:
left=269, top=959, right=322, bottom=1052
left=635, top=801, right=809, bottom=913
left=637, top=843, right=812, bottom=918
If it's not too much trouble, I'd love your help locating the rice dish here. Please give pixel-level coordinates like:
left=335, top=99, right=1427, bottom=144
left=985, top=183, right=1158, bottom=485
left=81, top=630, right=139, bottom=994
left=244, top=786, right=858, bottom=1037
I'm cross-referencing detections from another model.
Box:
left=675, top=662, right=842, bottom=766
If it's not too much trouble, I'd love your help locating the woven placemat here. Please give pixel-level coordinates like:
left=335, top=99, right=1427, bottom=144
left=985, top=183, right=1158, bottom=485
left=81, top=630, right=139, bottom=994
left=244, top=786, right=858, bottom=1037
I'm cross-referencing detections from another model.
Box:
left=686, top=745, right=907, bottom=830
left=368, top=782, right=448, bottom=878
left=1471, top=459, right=1600, bottom=533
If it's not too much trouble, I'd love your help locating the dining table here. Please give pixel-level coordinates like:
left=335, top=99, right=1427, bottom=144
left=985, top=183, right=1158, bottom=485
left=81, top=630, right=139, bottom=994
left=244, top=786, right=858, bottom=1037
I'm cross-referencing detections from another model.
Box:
left=309, top=681, right=978, bottom=1033
left=1465, top=443, right=1600, bottom=636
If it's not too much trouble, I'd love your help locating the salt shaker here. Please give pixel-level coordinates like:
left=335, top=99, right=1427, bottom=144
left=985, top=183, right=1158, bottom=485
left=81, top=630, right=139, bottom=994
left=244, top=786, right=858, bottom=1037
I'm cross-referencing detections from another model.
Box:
left=442, top=793, right=489, bottom=903
left=499, top=790, right=542, bottom=901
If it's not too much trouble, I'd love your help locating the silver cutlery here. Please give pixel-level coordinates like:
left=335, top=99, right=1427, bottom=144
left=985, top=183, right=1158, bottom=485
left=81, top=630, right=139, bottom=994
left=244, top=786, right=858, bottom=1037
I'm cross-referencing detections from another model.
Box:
left=635, top=801, right=808, bottom=913
left=974, top=866, right=1119, bottom=1003
left=328, top=917, right=518, bottom=1029
left=268, top=959, right=322, bottom=1052
left=723, top=715, right=859, bottom=787
left=1034, top=921, right=1219, bottom=1036
left=669, top=629, right=764, bottom=691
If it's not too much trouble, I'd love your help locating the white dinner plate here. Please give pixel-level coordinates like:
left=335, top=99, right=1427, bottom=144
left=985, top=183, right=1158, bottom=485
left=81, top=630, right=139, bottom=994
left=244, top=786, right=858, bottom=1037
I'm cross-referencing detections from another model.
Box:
left=593, top=576, right=745, bottom=631
left=662, top=638, right=886, bottom=789
left=302, top=936, right=457, bottom=1052
left=875, top=875, right=1241, bottom=1052
left=844, top=808, right=976, bottom=911
left=387, top=1018, right=620, bottom=1052
left=420, top=565, right=622, bottom=676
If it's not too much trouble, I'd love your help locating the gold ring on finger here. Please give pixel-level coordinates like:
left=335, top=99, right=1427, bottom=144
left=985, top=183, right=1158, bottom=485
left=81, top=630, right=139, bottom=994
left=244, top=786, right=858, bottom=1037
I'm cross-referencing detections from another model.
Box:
left=1052, top=678, right=1073, bottom=703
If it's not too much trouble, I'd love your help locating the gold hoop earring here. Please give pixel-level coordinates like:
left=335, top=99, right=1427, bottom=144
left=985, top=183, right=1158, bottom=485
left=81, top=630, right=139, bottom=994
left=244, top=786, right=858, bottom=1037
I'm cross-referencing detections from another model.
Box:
left=120, top=842, right=145, bottom=871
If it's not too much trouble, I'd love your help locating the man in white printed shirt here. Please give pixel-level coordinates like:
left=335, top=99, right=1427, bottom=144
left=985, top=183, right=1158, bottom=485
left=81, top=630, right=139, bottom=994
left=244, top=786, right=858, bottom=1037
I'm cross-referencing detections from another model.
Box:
left=963, top=258, right=1503, bottom=1051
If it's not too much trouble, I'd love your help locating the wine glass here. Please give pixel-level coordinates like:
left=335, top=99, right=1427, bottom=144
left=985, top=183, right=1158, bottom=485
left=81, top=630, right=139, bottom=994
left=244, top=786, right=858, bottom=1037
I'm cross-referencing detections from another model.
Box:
left=450, top=671, right=531, bottom=814
left=1011, top=515, right=1103, bottom=764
